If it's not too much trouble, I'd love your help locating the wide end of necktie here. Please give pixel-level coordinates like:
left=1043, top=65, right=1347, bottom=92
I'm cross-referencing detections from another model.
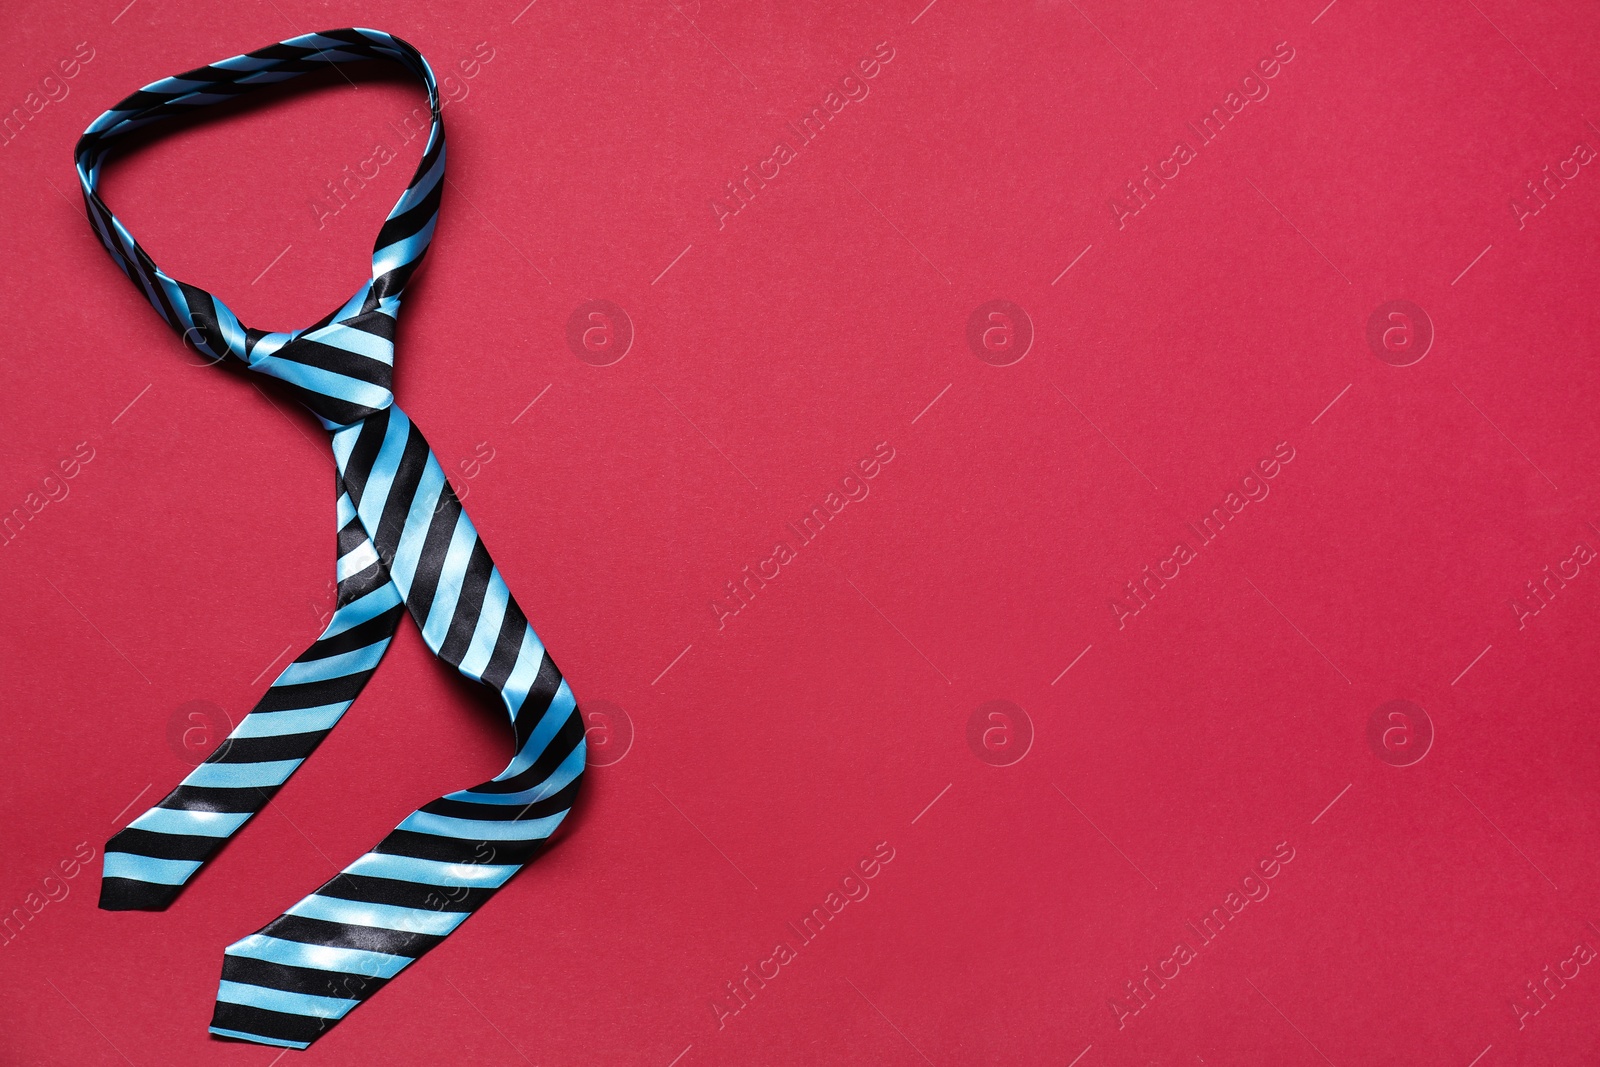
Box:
left=76, top=27, right=586, bottom=1048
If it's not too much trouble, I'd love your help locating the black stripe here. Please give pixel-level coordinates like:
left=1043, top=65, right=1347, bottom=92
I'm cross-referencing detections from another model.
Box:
left=106, top=827, right=223, bottom=862
left=423, top=778, right=580, bottom=822
left=318, top=872, right=494, bottom=912
left=474, top=708, right=585, bottom=794
left=337, top=517, right=369, bottom=558
left=304, top=606, right=403, bottom=660
left=221, top=955, right=389, bottom=1001
left=511, top=655, right=564, bottom=749
left=373, top=830, right=545, bottom=867
left=275, top=378, right=381, bottom=428
left=341, top=310, right=395, bottom=341
left=257, top=914, right=442, bottom=959
left=480, top=602, right=527, bottom=691
left=99, top=876, right=181, bottom=911
left=372, top=171, right=443, bottom=259
left=336, top=560, right=390, bottom=604
left=373, top=423, right=432, bottom=562
left=371, top=256, right=425, bottom=305
left=209, top=1002, right=331, bottom=1046
left=255, top=672, right=374, bottom=713
left=163, top=784, right=276, bottom=813
left=176, top=281, right=230, bottom=361
left=128, top=241, right=186, bottom=337
left=272, top=336, right=393, bottom=389
left=340, top=407, right=391, bottom=506
left=402, top=478, right=461, bottom=621
left=438, top=538, right=493, bottom=666
left=206, top=730, right=330, bottom=764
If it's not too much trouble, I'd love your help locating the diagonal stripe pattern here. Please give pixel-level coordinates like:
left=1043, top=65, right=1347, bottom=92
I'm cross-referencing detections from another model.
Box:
left=76, top=28, right=586, bottom=1049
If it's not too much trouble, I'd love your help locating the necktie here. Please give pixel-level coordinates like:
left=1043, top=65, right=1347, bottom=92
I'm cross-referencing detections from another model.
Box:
left=76, top=29, right=586, bottom=1049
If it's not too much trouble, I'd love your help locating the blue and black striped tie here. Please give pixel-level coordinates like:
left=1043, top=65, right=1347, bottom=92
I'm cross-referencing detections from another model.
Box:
left=77, top=29, right=586, bottom=1049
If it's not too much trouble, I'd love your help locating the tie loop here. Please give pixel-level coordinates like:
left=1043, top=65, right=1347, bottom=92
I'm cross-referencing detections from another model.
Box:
left=73, top=28, right=443, bottom=427
left=79, top=29, right=587, bottom=1049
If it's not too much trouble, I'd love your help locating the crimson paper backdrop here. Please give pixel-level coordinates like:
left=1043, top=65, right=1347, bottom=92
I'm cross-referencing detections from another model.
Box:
left=4, top=1, right=1600, bottom=1065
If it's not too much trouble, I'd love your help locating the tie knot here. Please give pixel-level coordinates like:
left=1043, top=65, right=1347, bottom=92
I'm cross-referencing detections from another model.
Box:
left=247, top=309, right=397, bottom=428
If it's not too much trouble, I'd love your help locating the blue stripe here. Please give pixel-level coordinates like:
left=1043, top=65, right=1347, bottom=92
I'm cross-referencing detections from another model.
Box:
left=155, top=275, right=195, bottom=335
left=329, top=284, right=374, bottom=324
left=499, top=681, right=576, bottom=781
left=186, top=758, right=303, bottom=788
left=274, top=641, right=387, bottom=686
left=104, top=852, right=202, bottom=885
left=324, top=583, right=403, bottom=639
left=216, top=981, right=359, bottom=1020
left=248, top=330, right=291, bottom=362
left=302, top=322, right=394, bottom=364
left=331, top=421, right=361, bottom=471
left=151, top=77, right=215, bottom=92
left=453, top=741, right=585, bottom=806
left=250, top=356, right=392, bottom=410
left=386, top=454, right=447, bottom=593
left=457, top=570, right=509, bottom=681
left=372, top=215, right=437, bottom=279
left=110, top=218, right=171, bottom=320
left=354, top=408, right=412, bottom=531
left=420, top=517, right=477, bottom=649
left=344, top=853, right=520, bottom=888
left=232, top=702, right=351, bottom=738
left=213, top=299, right=248, bottom=360
left=389, top=152, right=446, bottom=220
left=336, top=541, right=380, bottom=581
left=213, top=55, right=282, bottom=72
left=287, top=895, right=470, bottom=936
left=207, top=1027, right=309, bottom=1050
left=129, top=807, right=252, bottom=837
left=397, top=809, right=569, bottom=841
left=225, top=934, right=413, bottom=979
left=295, top=31, right=361, bottom=47
left=501, top=626, right=545, bottom=717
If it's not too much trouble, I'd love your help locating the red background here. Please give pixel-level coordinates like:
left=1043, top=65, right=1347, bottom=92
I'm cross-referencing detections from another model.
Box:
left=4, top=1, right=1600, bottom=1064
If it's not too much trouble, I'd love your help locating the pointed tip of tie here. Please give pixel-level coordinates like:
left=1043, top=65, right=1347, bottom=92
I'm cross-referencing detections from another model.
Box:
left=99, top=877, right=182, bottom=911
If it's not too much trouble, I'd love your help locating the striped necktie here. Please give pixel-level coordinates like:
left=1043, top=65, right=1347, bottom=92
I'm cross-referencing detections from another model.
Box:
left=76, top=29, right=586, bottom=1050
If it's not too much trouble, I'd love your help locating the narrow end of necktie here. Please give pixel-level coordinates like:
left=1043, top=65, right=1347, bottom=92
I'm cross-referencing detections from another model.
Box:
left=99, top=831, right=187, bottom=910
left=207, top=1018, right=314, bottom=1051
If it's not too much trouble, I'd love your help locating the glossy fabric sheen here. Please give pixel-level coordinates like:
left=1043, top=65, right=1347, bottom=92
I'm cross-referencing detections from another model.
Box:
left=75, top=27, right=585, bottom=1050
